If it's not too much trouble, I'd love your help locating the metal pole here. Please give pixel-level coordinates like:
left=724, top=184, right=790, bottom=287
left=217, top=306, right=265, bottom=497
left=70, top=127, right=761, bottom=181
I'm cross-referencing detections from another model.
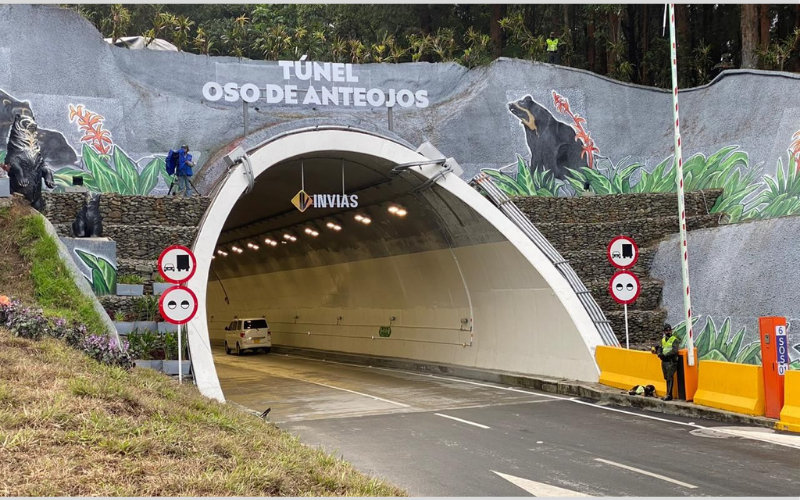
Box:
left=178, top=323, right=183, bottom=383
left=242, top=100, right=249, bottom=137
left=624, top=303, right=629, bottom=349
left=669, top=4, right=695, bottom=365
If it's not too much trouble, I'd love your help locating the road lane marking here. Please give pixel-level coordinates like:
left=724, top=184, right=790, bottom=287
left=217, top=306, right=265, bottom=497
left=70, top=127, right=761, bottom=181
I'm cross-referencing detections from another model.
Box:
left=435, top=413, right=490, bottom=429
left=492, top=470, right=590, bottom=497
left=594, top=458, right=698, bottom=489
left=304, top=380, right=410, bottom=408
left=271, top=353, right=800, bottom=450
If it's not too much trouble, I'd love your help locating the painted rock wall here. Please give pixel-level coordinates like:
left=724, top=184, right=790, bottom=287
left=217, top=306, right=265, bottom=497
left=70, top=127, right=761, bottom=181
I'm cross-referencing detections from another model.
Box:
left=651, top=217, right=800, bottom=369
left=1, top=4, right=798, bottom=207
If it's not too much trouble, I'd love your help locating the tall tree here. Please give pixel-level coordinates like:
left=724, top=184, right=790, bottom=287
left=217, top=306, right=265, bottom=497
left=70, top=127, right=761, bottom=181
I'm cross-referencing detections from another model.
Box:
left=741, top=4, right=759, bottom=68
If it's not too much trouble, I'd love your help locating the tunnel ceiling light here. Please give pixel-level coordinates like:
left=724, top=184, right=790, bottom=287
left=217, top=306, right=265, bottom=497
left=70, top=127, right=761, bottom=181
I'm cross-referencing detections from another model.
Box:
left=354, top=214, right=371, bottom=225
left=283, top=233, right=297, bottom=242
left=247, top=242, right=260, bottom=250
left=388, top=205, right=407, bottom=217
left=304, top=227, right=319, bottom=237
left=326, top=221, right=342, bottom=231
left=264, top=238, right=278, bottom=247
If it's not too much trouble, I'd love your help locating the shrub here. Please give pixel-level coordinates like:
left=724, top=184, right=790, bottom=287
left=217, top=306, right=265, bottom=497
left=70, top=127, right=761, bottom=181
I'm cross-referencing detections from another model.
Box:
left=81, top=334, right=134, bottom=369
left=0, top=294, right=133, bottom=370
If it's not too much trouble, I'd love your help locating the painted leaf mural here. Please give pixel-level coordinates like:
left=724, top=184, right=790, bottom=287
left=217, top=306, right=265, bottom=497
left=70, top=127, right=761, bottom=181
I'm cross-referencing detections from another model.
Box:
left=74, top=249, right=117, bottom=296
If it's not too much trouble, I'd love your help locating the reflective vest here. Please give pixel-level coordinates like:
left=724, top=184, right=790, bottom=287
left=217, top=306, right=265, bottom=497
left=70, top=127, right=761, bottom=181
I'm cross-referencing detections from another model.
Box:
left=661, top=334, right=678, bottom=356
left=546, top=38, right=559, bottom=52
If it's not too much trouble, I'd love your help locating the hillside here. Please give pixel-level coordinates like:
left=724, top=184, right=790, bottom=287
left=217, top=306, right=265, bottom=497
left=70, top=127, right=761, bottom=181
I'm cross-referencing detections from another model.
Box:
left=0, top=199, right=405, bottom=496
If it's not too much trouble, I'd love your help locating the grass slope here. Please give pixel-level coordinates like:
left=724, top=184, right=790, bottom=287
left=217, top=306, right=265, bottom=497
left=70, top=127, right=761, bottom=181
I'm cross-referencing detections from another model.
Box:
left=0, top=329, right=404, bottom=496
left=0, top=202, right=106, bottom=334
left=0, top=200, right=405, bottom=496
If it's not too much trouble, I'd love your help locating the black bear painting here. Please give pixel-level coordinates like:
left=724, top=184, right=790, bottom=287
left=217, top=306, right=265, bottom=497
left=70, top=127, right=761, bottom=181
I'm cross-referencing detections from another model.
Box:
left=5, top=113, right=55, bottom=211
left=508, top=95, right=588, bottom=180
left=1, top=89, right=77, bottom=168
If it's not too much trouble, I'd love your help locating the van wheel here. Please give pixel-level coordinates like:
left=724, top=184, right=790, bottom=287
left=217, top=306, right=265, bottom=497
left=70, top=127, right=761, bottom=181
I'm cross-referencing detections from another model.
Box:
left=235, top=343, right=242, bottom=356
left=224, top=342, right=231, bottom=355
left=263, top=347, right=271, bottom=354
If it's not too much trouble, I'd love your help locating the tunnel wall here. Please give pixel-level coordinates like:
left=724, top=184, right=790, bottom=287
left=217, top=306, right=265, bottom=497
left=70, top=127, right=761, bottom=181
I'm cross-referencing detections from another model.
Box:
left=186, top=129, right=604, bottom=400
left=207, top=241, right=598, bottom=381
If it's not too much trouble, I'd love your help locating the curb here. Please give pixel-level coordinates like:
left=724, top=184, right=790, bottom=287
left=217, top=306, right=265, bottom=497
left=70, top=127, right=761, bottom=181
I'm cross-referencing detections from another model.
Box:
left=272, top=345, right=780, bottom=430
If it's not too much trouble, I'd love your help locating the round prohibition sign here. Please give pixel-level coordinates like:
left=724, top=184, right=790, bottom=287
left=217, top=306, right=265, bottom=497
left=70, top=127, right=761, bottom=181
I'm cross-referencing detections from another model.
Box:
left=609, top=270, right=641, bottom=305
left=158, top=245, right=197, bottom=284
left=158, top=286, right=198, bottom=325
left=607, top=235, right=639, bottom=269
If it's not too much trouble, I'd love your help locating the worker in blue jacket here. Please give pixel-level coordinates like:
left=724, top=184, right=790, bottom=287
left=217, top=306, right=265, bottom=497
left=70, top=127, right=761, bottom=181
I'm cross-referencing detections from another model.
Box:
left=175, top=144, right=195, bottom=197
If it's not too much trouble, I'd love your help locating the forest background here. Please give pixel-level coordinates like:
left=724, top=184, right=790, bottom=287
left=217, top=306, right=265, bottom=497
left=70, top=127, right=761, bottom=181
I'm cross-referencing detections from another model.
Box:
left=70, top=4, right=800, bottom=89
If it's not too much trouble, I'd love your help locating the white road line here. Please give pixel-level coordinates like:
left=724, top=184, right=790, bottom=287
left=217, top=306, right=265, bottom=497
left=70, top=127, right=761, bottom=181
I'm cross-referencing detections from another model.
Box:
left=275, top=353, right=800, bottom=450
left=435, top=413, right=490, bottom=429
left=492, top=470, right=590, bottom=497
left=594, top=458, right=698, bottom=489
left=304, top=379, right=410, bottom=408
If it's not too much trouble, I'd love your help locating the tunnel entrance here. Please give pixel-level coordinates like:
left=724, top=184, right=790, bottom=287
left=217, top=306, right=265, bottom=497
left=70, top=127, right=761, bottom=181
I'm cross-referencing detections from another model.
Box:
left=186, top=127, right=605, bottom=401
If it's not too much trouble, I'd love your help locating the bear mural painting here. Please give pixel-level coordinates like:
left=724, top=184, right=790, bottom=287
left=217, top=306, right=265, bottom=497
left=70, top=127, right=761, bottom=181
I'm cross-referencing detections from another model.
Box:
left=5, top=113, right=55, bottom=211
left=507, top=92, right=598, bottom=182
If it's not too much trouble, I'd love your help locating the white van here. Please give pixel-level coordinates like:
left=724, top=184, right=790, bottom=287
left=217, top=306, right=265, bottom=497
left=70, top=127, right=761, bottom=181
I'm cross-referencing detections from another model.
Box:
left=224, top=317, right=272, bottom=355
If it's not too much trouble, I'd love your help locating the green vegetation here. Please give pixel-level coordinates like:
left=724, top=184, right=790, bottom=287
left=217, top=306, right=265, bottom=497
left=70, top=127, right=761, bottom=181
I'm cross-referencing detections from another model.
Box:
left=53, top=146, right=169, bottom=195
left=69, top=4, right=800, bottom=88
left=0, top=328, right=405, bottom=496
left=488, top=147, right=800, bottom=224
left=118, top=274, right=145, bottom=285
left=2, top=205, right=107, bottom=335
left=481, top=155, right=561, bottom=196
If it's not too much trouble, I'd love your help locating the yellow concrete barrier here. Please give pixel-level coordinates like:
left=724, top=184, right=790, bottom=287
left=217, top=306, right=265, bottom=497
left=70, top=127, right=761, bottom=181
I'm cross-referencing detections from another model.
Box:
left=596, top=345, right=670, bottom=396
left=693, top=360, right=764, bottom=416
left=777, top=370, right=800, bottom=433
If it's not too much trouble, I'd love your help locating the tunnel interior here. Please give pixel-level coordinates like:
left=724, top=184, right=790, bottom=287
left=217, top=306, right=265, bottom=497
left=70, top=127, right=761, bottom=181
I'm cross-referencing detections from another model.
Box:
left=191, top=130, right=603, bottom=401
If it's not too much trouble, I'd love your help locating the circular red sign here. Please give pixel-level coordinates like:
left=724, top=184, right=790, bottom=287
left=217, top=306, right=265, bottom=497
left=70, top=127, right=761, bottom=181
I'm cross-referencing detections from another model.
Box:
left=607, top=235, right=639, bottom=269
left=158, top=245, right=197, bottom=284
left=158, top=285, right=198, bottom=325
left=608, top=270, right=641, bottom=305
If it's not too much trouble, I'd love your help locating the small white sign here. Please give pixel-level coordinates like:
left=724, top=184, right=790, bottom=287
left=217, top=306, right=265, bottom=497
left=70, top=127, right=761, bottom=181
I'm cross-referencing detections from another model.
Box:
left=158, top=245, right=196, bottom=284
left=607, top=236, right=639, bottom=269
left=159, top=286, right=198, bottom=325
left=609, top=270, right=641, bottom=305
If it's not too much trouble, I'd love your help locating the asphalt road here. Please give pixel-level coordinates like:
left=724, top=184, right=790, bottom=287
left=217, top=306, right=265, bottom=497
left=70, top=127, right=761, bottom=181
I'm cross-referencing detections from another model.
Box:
left=214, top=349, right=800, bottom=497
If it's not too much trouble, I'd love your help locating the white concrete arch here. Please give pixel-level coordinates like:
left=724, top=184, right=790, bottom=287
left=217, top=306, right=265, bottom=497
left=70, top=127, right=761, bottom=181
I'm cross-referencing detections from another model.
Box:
left=187, top=128, right=604, bottom=402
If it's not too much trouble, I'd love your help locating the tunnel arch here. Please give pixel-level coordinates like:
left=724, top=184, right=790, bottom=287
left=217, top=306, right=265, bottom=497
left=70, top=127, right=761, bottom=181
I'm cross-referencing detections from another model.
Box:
left=186, top=127, right=605, bottom=401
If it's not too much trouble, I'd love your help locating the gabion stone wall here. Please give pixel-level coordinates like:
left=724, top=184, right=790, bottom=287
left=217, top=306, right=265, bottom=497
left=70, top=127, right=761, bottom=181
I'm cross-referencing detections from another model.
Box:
left=43, top=193, right=210, bottom=227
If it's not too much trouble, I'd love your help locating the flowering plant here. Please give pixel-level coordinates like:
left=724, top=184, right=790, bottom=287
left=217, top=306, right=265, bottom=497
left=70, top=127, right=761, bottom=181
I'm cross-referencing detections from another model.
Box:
left=81, top=334, right=134, bottom=369
left=0, top=295, right=133, bottom=370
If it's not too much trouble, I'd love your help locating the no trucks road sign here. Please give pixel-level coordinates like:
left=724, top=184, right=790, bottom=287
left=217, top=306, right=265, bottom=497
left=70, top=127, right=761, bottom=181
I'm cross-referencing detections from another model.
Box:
left=607, top=236, right=639, bottom=269
left=158, top=245, right=196, bottom=284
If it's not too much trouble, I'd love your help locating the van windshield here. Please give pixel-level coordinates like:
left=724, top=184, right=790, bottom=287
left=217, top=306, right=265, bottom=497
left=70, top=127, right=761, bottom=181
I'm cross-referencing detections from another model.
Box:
left=243, top=319, right=268, bottom=329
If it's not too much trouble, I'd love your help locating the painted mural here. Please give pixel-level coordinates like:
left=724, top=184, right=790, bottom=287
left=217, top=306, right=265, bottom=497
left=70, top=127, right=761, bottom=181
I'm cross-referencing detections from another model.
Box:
left=0, top=89, right=172, bottom=198
left=486, top=89, right=800, bottom=368
left=670, top=315, right=800, bottom=370
left=488, top=89, right=800, bottom=224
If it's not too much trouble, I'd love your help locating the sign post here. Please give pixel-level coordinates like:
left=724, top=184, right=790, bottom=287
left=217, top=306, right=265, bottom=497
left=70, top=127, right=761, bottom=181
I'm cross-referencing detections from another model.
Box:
left=158, top=245, right=197, bottom=383
left=608, top=236, right=640, bottom=349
